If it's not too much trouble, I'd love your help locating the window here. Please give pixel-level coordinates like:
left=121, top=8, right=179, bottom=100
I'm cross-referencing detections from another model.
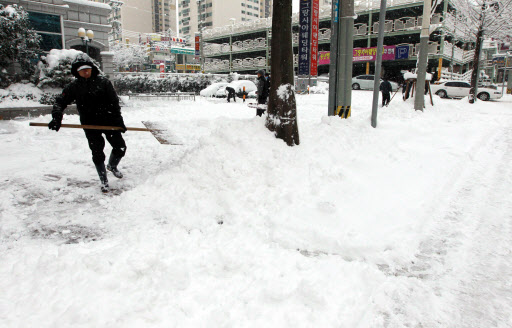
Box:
left=445, top=82, right=458, bottom=87
left=28, top=11, right=61, bottom=34
left=27, top=11, right=63, bottom=51
left=459, top=82, right=471, bottom=88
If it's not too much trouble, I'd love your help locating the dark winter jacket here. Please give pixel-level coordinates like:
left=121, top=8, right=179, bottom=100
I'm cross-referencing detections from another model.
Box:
left=380, top=80, right=393, bottom=94
left=53, top=54, right=124, bottom=127
left=256, top=75, right=268, bottom=101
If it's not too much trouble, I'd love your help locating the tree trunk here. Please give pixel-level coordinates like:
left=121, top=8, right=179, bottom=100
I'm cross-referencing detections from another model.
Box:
left=265, top=0, right=300, bottom=146
left=469, top=24, right=484, bottom=104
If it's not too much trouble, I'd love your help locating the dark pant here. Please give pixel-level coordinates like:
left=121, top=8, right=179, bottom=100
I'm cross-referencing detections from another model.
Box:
left=256, top=97, right=267, bottom=116
left=382, top=92, right=391, bottom=106
left=84, top=129, right=126, bottom=165
left=227, top=91, right=236, bottom=102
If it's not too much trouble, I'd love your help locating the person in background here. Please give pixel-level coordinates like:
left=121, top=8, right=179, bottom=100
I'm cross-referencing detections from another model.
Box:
left=225, top=86, right=236, bottom=103
left=49, top=53, right=127, bottom=193
left=380, top=77, right=393, bottom=107
left=256, top=69, right=268, bottom=116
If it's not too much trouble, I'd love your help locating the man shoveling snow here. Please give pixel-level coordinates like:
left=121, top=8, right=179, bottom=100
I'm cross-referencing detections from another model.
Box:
left=48, top=53, right=127, bottom=193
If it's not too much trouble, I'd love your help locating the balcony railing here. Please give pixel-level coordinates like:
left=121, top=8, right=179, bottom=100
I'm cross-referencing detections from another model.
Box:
left=204, top=41, right=478, bottom=73
left=204, top=0, right=427, bottom=40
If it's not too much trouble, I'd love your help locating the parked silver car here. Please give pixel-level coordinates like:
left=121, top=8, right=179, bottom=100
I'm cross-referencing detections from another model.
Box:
left=351, top=75, right=399, bottom=91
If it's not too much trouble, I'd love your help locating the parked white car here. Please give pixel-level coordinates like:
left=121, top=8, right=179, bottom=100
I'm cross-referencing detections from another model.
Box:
left=226, top=80, right=257, bottom=95
left=200, top=82, right=228, bottom=97
left=430, top=81, right=502, bottom=101
left=351, top=75, right=399, bottom=91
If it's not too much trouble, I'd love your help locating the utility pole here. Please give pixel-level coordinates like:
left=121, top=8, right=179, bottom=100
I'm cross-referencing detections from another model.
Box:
left=370, top=0, right=387, bottom=128
left=328, top=0, right=340, bottom=116
left=337, top=0, right=355, bottom=118
left=328, top=0, right=355, bottom=118
left=196, top=0, right=205, bottom=72
left=414, top=0, right=432, bottom=111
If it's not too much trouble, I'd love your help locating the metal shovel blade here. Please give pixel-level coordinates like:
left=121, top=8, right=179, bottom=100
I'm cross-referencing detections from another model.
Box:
left=141, top=121, right=183, bottom=145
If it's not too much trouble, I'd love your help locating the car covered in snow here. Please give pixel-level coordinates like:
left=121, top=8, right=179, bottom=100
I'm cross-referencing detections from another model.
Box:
left=200, top=82, right=228, bottom=97
left=351, top=75, right=399, bottom=91
left=430, top=81, right=502, bottom=101
left=226, top=80, right=257, bottom=97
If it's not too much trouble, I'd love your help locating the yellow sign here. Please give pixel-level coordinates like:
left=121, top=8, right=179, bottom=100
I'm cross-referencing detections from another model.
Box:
left=176, top=64, right=201, bottom=71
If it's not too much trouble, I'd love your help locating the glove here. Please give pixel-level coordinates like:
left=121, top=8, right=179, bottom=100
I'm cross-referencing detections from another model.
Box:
left=48, top=112, right=63, bottom=132
left=119, top=122, right=127, bottom=133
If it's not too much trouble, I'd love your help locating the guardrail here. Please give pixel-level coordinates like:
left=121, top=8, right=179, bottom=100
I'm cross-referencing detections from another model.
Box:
left=126, top=93, right=196, bottom=101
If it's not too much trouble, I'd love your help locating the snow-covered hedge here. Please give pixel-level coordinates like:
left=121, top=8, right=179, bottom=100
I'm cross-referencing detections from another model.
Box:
left=0, top=83, right=59, bottom=107
left=0, top=4, right=41, bottom=87
left=112, top=73, right=257, bottom=95
left=34, top=49, right=102, bottom=89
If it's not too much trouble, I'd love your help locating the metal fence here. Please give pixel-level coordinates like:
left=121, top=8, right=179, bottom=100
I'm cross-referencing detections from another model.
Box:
left=126, top=93, right=196, bottom=102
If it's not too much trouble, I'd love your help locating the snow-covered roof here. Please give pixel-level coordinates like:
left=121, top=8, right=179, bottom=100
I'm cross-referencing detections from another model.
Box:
left=404, top=72, right=433, bottom=81
left=63, top=0, right=111, bottom=10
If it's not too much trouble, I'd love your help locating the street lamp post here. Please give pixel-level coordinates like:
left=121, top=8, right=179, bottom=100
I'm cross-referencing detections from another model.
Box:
left=196, top=0, right=205, bottom=73
left=78, top=28, right=94, bottom=56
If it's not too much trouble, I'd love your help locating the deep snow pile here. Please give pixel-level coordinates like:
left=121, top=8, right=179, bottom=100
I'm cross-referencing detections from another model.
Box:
left=1, top=92, right=511, bottom=327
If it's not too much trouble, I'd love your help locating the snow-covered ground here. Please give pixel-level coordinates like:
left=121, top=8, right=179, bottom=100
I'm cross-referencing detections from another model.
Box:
left=1, top=92, right=511, bottom=327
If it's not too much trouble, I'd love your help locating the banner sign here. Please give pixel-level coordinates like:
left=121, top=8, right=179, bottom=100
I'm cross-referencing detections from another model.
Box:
left=195, top=33, right=200, bottom=56
left=319, top=51, right=331, bottom=65
left=333, top=0, right=340, bottom=23
left=353, top=46, right=396, bottom=62
left=395, top=45, right=410, bottom=60
left=171, top=47, right=195, bottom=55
left=176, top=64, right=201, bottom=71
left=298, top=0, right=312, bottom=76
left=318, top=46, right=399, bottom=65
left=310, top=0, right=320, bottom=76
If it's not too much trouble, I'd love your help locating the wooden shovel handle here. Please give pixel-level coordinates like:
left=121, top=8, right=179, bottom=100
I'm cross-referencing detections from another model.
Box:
left=29, top=122, right=150, bottom=132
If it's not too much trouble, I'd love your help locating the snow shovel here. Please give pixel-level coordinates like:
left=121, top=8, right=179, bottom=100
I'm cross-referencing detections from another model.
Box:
left=247, top=102, right=267, bottom=110
left=29, top=122, right=182, bottom=145
left=385, top=86, right=402, bottom=107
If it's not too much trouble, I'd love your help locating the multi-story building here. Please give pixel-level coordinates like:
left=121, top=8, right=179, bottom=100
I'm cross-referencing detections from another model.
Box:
left=202, top=0, right=484, bottom=83
left=152, top=0, right=177, bottom=33
left=93, top=0, right=171, bottom=43
left=0, top=0, right=114, bottom=74
left=178, top=0, right=267, bottom=43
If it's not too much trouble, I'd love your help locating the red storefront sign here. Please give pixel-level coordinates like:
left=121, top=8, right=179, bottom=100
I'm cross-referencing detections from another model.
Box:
left=310, top=0, right=320, bottom=76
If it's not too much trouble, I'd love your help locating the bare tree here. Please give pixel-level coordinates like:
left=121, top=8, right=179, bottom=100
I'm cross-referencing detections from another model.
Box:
left=265, top=0, right=299, bottom=146
left=453, top=0, right=512, bottom=103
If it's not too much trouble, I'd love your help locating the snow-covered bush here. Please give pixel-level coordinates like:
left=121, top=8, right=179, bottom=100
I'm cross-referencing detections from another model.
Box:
left=111, top=42, right=147, bottom=70
left=0, top=4, right=41, bottom=87
left=112, top=73, right=257, bottom=95
left=112, top=74, right=225, bottom=94
left=34, top=49, right=102, bottom=89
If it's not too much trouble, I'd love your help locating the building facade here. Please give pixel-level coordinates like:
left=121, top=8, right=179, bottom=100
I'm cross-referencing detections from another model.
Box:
left=202, top=0, right=486, bottom=83
left=1, top=0, right=114, bottom=75
left=178, top=0, right=268, bottom=43
left=152, top=0, right=177, bottom=33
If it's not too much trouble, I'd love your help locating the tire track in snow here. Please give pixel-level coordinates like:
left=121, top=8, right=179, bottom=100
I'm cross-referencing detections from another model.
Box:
left=376, top=118, right=512, bottom=326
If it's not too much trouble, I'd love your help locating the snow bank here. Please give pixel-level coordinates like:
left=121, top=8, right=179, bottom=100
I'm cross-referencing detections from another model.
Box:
left=404, top=72, right=433, bottom=81
left=44, top=49, right=83, bottom=71
left=1, top=93, right=511, bottom=326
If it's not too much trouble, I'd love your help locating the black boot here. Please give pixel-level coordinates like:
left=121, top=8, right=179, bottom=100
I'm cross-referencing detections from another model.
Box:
left=95, top=162, right=109, bottom=193
left=107, top=152, right=123, bottom=179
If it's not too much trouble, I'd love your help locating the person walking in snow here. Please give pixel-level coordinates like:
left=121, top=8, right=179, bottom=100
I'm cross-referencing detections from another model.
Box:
left=48, top=53, right=127, bottom=193
left=380, top=78, right=393, bottom=107
left=225, top=86, right=236, bottom=102
left=255, top=69, right=268, bottom=116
